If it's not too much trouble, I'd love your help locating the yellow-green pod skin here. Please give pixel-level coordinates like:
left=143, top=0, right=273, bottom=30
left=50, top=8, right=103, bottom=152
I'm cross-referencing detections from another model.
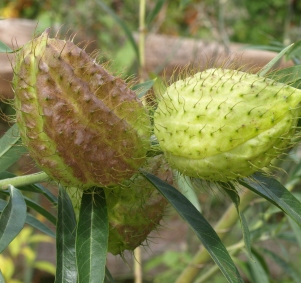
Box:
left=154, top=68, right=301, bottom=181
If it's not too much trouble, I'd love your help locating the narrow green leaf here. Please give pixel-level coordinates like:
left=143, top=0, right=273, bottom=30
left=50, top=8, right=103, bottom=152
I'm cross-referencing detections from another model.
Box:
left=0, top=191, right=56, bottom=225
left=146, top=0, right=166, bottom=27
left=176, top=173, right=201, bottom=212
left=142, top=172, right=244, bottom=283
left=0, top=270, right=4, bottom=283
left=0, top=124, right=27, bottom=173
left=55, top=186, right=77, bottom=283
left=267, top=65, right=301, bottom=89
left=76, top=188, right=108, bottom=283
left=104, top=267, right=116, bottom=283
left=247, top=249, right=269, bottom=283
left=0, top=41, right=13, bottom=53
left=239, top=173, right=301, bottom=228
left=288, top=217, right=301, bottom=248
left=220, top=182, right=252, bottom=259
left=263, top=248, right=301, bottom=283
left=0, top=199, right=55, bottom=238
left=0, top=171, right=58, bottom=205
left=258, top=44, right=294, bottom=77
left=0, top=185, right=26, bottom=253
left=26, top=214, right=56, bottom=238
left=95, top=0, right=139, bottom=61
left=242, top=45, right=283, bottom=52
left=132, top=79, right=155, bottom=98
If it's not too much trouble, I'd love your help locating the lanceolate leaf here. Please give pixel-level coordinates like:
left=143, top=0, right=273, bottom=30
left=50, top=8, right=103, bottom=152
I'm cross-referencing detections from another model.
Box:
left=95, top=0, right=139, bottom=61
left=0, top=190, right=56, bottom=225
left=26, top=214, right=56, bottom=238
left=239, top=172, right=301, bottom=228
left=263, top=248, right=301, bottom=283
left=0, top=41, right=13, bottom=53
left=141, top=172, right=244, bottom=283
left=132, top=80, right=155, bottom=98
left=0, top=270, right=4, bottom=283
left=220, top=182, right=252, bottom=259
left=104, top=267, right=116, bottom=283
left=0, top=185, right=26, bottom=253
left=0, top=124, right=27, bottom=173
left=247, top=249, right=269, bottom=283
left=0, top=199, right=55, bottom=238
left=76, top=188, right=108, bottom=283
left=146, top=0, right=166, bottom=27
left=55, top=186, right=77, bottom=283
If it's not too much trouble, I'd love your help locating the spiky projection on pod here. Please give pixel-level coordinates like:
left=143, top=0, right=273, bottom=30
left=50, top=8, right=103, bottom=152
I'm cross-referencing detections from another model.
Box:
left=68, top=155, right=172, bottom=255
left=13, top=29, right=151, bottom=188
left=154, top=68, right=301, bottom=181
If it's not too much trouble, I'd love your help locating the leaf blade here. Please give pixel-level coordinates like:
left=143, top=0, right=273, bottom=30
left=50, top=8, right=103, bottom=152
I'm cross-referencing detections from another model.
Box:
left=54, top=186, right=77, bottom=283
left=0, top=185, right=26, bottom=253
left=239, top=172, right=301, bottom=228
left=141, top=172, right=244, bottom=283
left=76, top=188, right=108, bottom=283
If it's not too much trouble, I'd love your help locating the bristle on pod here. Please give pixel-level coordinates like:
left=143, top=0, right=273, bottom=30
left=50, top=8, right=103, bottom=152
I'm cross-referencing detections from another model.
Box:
left=154, top=68, right=301, bottom=181
left=13, top=29, right=151, bottom=188
left=67, top=155, right=173, bottom=255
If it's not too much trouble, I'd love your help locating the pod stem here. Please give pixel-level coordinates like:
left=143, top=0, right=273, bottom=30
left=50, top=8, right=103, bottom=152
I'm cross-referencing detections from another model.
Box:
left=0, top=171, right=51, bottom=190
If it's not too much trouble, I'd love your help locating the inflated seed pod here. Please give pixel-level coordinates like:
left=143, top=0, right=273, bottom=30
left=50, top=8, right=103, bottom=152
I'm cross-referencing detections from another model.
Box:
left=154, top=68, right=301, bottom=181
left=13, top=30, right=151, bottom=188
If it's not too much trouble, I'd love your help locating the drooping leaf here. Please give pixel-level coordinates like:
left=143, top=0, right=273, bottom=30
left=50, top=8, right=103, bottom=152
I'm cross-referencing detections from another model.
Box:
left=104, top=267, right=116, bottom=283
left=263, top=248, right=301, bottom=283
left=0, top=124, right=27, bottom=173
left=239, top=172, right=301, bottom=228
left=220, top=182, right=252, bottom=259
left=0, top=41, right=13, bottom=53
left=26, top=214, right=55, bottom=238
left=247, top=249, right=269, bottom=283
left=146, top=0, right=166, bottom=27
left=258, top=44, right=294, bottom=77
left=54, top=186, right=77, bottom=283
left=0, top=199, right=55, bottom=238
left=141, top=172, right=244, bottom=283
left=132, top=79, right=155, bottom=98
left=0, top=270, right=4, bottom=283
left=95, top=0, right=139, bottom=61
left=0, top=185, right=26, bottom=253
left=76, top=188, right=108, bottom=283
left=0, top=190, right=56, bottom=225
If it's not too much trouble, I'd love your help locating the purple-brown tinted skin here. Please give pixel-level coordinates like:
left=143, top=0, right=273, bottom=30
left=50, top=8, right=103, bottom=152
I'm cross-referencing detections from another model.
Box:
left=14, top=35, right=150, bottom=188
left=106, top=155, right=173, bottom=255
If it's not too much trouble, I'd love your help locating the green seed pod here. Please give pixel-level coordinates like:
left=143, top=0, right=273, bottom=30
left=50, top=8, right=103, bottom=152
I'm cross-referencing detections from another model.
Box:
left=154, top=68, right=301, bottom=181
left=13, top=30, right=150, bottom=188
left=68, top=155, right=172, bottom=255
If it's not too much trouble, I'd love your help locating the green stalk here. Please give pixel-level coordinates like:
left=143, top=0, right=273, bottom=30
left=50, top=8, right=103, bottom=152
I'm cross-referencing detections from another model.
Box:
left=175, top=189, right=257, bottom=283
left=0, top=172, right=50, bottom=190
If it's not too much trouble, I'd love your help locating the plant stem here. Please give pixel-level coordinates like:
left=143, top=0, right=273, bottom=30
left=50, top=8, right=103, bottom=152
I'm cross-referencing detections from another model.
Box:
left=139, top=0, right=146, bottom=78
left=175, top=189, right=257, bottom=283
left=0, top=172, right=50, bottom=189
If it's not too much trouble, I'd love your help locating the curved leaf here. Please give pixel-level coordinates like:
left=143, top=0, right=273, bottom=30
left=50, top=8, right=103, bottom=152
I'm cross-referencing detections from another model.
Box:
left=220, top=182, right=252, bottom=259
left=0, top=199, right=55, bottom=238
left=26, top=214, right=56, bottom=238
left=95, top=0, right=139, bottom=61
left=76, top=188, right=108, bottom=283
left=0, top=185, right=26, bottom=253
left=0, top=191, right=56, bottom=225
left=0, top=124, right=27, bottom=173
left=239, top=172, right=301, bottom=227
left=0, top=270, right=4, bottom=283
left=146, top=0, right=166, bottom=27
left=0, top=41, right=13, bottom=53
left=55, top=186, right=77, bottom=283
left=141, top=172, right=244, bottom=283
left=132, top=79, right=155, bottom=98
